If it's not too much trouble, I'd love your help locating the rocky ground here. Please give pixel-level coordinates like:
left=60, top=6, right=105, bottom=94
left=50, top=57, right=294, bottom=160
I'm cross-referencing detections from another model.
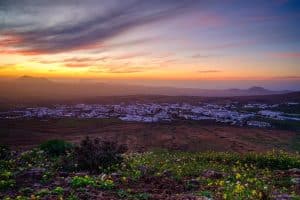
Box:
left=1, top=142, right=300, bottom=200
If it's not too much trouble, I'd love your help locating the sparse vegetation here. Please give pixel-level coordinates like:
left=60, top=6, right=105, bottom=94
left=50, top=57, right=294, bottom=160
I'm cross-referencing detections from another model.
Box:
left=74, top=137, right=127, bottom=173
left=70, top=175, right=95, bottom=188
left=0, top=139, right=300, bottom=199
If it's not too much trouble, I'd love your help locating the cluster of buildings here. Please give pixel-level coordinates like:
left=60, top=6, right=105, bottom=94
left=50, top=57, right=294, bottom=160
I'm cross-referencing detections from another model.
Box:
left=0, top=102, right=299, bottom=128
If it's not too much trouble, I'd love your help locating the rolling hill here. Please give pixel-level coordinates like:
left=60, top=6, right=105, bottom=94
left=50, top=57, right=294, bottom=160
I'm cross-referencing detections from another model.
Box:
left=0, top=76, right=295, bottom=104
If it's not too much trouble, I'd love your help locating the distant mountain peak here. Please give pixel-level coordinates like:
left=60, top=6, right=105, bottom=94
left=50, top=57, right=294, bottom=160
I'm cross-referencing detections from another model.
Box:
left=228, top=88, right=241, bottom=92
left=19, top=75, right=32, bottom=79
left=16, top=75, right=51, bottom=83
left=247, top=86, right=268, bottom=92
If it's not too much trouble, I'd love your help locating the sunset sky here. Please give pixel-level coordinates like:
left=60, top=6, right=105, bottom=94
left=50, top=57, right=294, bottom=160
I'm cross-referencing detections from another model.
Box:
left=0, top=0, right=300, bottom=89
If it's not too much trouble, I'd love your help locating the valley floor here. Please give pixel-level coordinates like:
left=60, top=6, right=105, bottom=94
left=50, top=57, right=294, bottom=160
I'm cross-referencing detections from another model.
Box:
left=0, top=119, right=299, bottom=153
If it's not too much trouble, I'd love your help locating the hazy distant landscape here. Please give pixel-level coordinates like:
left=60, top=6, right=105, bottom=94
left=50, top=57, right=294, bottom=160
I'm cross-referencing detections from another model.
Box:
left=0, top=76, right=295, bottom=104
left=1, top=88, right=299, bottom=150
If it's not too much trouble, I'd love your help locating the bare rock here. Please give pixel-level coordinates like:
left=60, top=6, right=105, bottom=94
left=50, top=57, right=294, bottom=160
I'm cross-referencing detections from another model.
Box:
left=162, top=170, right=173, bottom=177
left=288, top=168, right=300, bottom=174
left=202, top=170, right=225, bottom=179
left=139, top=165, right=154, bottom=176
left=111, top=172, right=121, bottom=179
left=272, top=193, right=292, bottom=200
left=289, top=168, right=300, bottom=178
left=16, top=168, right=46, bottom=186
left=291, top=178, right=300, bottom=185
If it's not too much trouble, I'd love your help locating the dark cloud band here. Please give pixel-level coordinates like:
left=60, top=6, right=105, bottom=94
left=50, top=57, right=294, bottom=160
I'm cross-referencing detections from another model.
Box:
left=0, top=0, right=199, bottom=54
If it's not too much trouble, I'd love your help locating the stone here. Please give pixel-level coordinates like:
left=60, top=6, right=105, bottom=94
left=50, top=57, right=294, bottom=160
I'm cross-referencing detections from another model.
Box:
left=74, top=172, right=88, bottom=176
left=189, top=179, right=200, bottom=185
left=288, top=168, right=300, bottom=174
left=289, top=168, right=300, bottom=177
left=162, top=170, right=173, bottom=177
left=16, top=168, right=46, bottom=186
left=291, top=178, right=300, bottom=185
left=273, top=193, right=292, bottom=200
left=202, top=170, right=225, bottom=179
left=59, top=171, right=69, bottom=177
left=111, top=172, right=120, bottom=179
left=139, top=165, right=154, bottom=176
left=32, top=183, right=42, bottom=188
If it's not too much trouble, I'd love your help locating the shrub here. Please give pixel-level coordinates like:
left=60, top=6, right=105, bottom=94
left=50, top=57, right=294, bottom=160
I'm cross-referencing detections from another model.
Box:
left=52, top=186, right=64, bottom=195
left=70, top=176, right=95, bottom=188
left=0, top=179, right=15, bottom=191
left=57, top=151, right=78, bottom=172
left=0, top=145, right=11, bottom=160
left=40, top=139, right=73, bottom=156
left=0, top=171, right=15, bottom=191
left=74, top=137, right=127, bottom=173
left=36, top=188, right=50, bottom=197
left=98, top=179, right=115, bottom=190
left=19, top=187, right=34, bottom=196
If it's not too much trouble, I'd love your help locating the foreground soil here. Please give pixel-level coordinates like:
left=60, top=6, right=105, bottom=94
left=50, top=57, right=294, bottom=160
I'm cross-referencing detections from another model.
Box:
left=1, top=149, right=300, bottom=200
left=0, top=118, right=298, bottom=152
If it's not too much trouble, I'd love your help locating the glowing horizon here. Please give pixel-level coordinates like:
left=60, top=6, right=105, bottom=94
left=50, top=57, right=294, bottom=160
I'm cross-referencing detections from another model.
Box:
left=0, top=0, right=300, bottom=89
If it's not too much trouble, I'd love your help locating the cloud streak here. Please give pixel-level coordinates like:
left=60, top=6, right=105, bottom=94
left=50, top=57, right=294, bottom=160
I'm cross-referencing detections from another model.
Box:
left=268, top=52, right=300, bottom=58
left=89, top=66, right=148, bottom=74
left=197, top=70, right=221, bottom=73
left=0, top=0, right=199, bottom=54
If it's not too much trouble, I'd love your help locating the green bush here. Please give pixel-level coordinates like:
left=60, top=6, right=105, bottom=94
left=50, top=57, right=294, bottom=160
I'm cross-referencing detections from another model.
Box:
left=52, top=186, right=64, bottom=195
left=36, top=188, right=50, bottom=197
left=70, top=176, right=95, bottom=188
left=74, top=137, right=127, bottom=173
left=40, top=139, right=73, bottom=156
left=0, top=171, right=15, bottom=191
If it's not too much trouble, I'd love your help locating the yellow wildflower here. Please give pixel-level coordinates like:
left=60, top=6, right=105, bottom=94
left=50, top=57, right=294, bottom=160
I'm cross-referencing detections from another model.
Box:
left=219, top=180, right=224, bottom=186
left=235, top=173, right=241, bottom=179
left=234, top=183, right=245, bottom=193
left=121, top=176, right=127, bottom=182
